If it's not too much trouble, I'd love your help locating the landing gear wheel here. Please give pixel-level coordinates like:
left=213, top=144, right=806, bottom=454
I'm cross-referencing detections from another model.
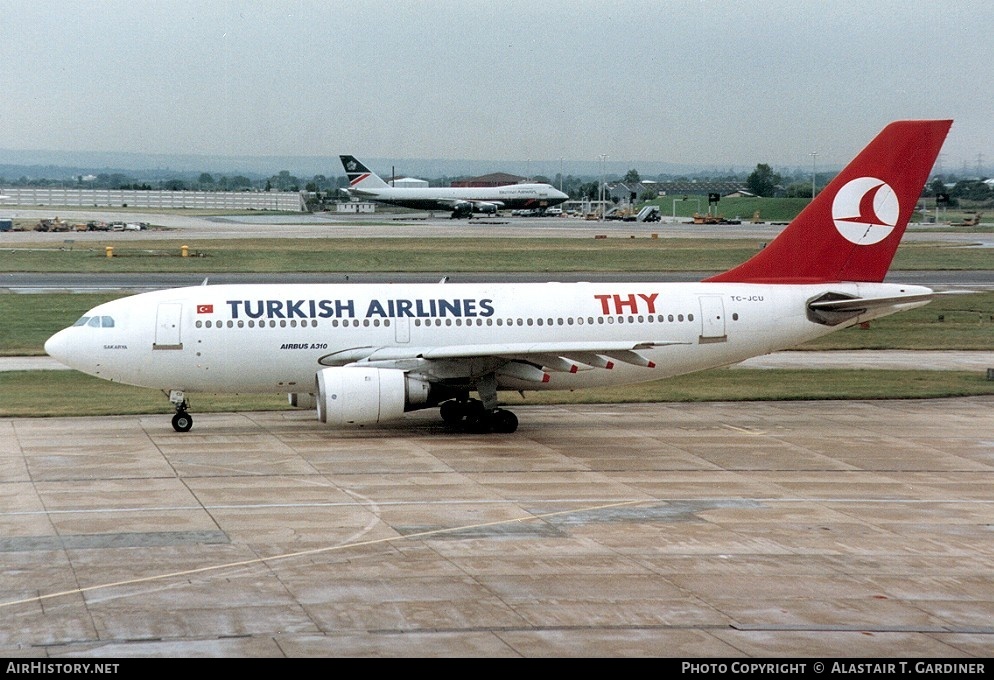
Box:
left=491, top=409, right=518, bottom=433
left=172, top=411, right=193, bottom=433
left=440, top=400, right=517, bottom=434
left=440, top=400, right=464, bottom=425
left=465, top=411, right=490, bottom=434
left=440, top=399, right=484, bottom=427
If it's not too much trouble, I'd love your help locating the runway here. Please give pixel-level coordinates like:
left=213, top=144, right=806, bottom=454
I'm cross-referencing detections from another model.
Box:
left=2, top=398, right=993, bottom=657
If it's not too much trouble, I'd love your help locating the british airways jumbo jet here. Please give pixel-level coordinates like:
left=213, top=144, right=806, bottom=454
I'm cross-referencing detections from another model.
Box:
left=45, top=120, right=952, bottom=433
left=340, top=155, right=569, bottom=218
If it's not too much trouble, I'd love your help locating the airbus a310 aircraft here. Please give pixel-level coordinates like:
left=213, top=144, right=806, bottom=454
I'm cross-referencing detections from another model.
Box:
left=46, top=120, right=953, bottom=434
left=339, top=155, right=569, bottom=218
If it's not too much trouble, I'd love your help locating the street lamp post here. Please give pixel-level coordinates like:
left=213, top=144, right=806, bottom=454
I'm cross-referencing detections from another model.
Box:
left=599, top=154, right=606, bottom=220
left=810, top=152, right=818, bottom=199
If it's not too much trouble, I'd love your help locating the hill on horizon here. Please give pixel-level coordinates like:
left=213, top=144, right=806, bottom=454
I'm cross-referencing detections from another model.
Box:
left=0, top=148, right=794, bottom=183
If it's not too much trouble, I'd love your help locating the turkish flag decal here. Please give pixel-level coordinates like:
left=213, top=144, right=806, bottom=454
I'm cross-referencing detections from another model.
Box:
left=197, top=304, right=214, bottom=314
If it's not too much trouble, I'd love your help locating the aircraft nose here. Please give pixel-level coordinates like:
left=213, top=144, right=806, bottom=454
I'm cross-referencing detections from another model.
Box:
left=44, top=329, right=71, bottom=365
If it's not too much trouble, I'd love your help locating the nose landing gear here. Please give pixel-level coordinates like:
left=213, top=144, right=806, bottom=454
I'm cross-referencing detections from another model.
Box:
left=171, top=410, right=193, bottom=433
left=168, top=389, right=193, bottom=432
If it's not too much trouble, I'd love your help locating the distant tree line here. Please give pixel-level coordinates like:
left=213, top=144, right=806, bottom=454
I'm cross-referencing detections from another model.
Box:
left=927, top=177, right=994, bottom=206
left=0, top=171, right=349, bottom=195
left=2, top=164, right=990, bottom=207
left=742, top=164, right=993, bottom=206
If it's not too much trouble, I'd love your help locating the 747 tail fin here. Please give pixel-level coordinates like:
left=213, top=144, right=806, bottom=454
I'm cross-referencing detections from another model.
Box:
left=706, top=119, right=952, bottom=284
left=339, top=155, right=390, bottom=190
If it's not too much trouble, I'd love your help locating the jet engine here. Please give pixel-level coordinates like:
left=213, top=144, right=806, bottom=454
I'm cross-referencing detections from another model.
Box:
left=449, top=201, right=473, bottom=219
left=315, top=367, right=430, bottom=426
left=473, top=201, right=498, bottom=215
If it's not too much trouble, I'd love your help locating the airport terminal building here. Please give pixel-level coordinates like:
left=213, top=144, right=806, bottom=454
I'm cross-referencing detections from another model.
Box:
left=0, top=187, right=307, bottom=211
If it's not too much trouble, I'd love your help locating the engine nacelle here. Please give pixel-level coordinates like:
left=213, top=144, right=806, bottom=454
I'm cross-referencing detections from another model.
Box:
left=473, top=201, right=498, bottom=214
left=316, top=367, right=430, bottom=426
left=450, top=201, right=473, bottom=218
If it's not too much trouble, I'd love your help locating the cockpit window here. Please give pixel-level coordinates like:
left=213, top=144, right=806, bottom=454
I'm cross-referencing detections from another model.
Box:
left=80, top=316, right=115, bottom=328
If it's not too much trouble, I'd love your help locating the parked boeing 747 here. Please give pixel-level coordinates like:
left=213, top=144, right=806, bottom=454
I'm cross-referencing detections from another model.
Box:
left=46, top=120, right=953, bottom=433
left=339, top=155, right=569, bottom=218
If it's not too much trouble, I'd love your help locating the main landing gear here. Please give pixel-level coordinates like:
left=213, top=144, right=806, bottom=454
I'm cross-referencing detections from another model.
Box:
left=447, top=373, right=519, bottom=433
left=439, top=399, right=519, bottom=433
left=168, top=390, right=193, bottom=433
left=439, top=374, right=518, bottom=433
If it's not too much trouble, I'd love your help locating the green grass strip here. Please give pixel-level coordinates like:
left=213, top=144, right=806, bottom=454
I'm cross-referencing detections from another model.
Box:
left=3, top=369, right=993, bottom=418
left=2, top=236, right=992, bottom=273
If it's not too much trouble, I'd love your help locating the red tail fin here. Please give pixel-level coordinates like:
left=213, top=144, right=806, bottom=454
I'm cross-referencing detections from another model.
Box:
left=705, top=120, right=952, bottom=284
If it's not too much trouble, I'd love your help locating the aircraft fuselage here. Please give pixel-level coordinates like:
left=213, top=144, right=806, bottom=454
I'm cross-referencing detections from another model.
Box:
left=350, top=183, right=568, bottom=212
left=45, top=280, right=931, bottom=395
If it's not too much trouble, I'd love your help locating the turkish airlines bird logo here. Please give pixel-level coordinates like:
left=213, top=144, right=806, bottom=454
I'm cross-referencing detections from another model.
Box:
left=831, top=177, right=899, bottom=245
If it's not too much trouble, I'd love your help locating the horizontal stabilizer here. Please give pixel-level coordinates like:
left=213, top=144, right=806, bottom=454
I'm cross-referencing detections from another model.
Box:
left=808, top=290, right=973, bottom=313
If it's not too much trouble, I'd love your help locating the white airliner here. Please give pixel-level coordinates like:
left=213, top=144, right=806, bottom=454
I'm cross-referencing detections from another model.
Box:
left=339, top=155, right=569, bottom=218
left=46, top=120, right=953, bottom=434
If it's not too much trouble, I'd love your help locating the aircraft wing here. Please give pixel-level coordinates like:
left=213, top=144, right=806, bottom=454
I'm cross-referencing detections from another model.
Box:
left=319, top=340, right=690, bottom=379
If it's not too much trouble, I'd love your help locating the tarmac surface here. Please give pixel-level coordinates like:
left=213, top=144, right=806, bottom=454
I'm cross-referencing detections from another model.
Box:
left=2, top=207, right=993, bottom=244
left=2, top=398, right=994, bottom=658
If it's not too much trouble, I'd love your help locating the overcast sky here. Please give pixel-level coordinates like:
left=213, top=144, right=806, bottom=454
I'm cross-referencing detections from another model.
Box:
left=1, top=0, right=990, bottom=174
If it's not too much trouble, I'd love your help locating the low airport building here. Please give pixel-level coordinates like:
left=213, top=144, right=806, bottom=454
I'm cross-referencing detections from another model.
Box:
left=0, top=187, right=307, bottom=211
